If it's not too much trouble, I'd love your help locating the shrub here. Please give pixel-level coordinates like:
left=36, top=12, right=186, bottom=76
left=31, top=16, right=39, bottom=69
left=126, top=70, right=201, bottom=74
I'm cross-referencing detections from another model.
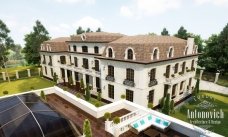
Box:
left=147, top=103, right=153, bottom=109
left=95, top=101, right=101, bottom=107
left=68, top=76, right=73, bottom=86
left=30, top=87, right=34, bottom=90
left=83, top=119, right=92, bottom=137
left=40, top=90, right=46, bottom=101
left=80, top=78, right=85, bottom=93
left=3, top=90, right=8, bottom=95
left=170, top=100, right=175, bottom=114
left=162, top=93, right=170, bottom=115
left=159, top=97, right=165, bottom=108
left=113, top=117, right=120, bottom=124
left=120, top=94, right=126, bottom=99
left=180, top=105, right=187, bottom=113
left=53, top=72, right=58, bottom=83
left=104, top=112, right=111, bottom=121
left=76, top=93, right=81, bottom=98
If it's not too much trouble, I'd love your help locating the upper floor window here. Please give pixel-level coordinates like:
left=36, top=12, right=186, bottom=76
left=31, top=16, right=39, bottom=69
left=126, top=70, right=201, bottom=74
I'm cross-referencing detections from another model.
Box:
left=150, top=68, right=156, bottom=81
left=152, top=48, right=159, bottom=60
left=184, top=47, right=188, bottom=55
left=49, top=56, right=52, bottom=66
left=182, top=62, right=186, bottom=73
left=68, top=45, right=71, bottom=51
left=60, top=56, right=66, bottom=64
left=127, top=49, right=133, bottom=60
left=82, top=58, right=89, bottom=69
left=82, top=46, right=88, bottom=53
left=168, top=47, right=174, bottom=58
left=73, top=45, right=77, bottom=52
left=174, top=63, right=179, bottom=74
left=191, top=60, right=195, bottom=70
left=108, top=48, right=113, bottom=58
left=42, top=55, right=46, bottom=64
left=108, top=65, right=114, bottom=77
left=126, top=68, right=134, bottom=81
left=94, top=60, right=99, bottom=71
left=94, top=46, right=99, bottom=54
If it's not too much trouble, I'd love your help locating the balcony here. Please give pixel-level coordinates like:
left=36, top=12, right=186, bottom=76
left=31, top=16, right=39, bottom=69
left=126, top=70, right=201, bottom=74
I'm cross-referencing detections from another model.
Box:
left=123, top=79, right=135, bottom=87
left=106, top=75, right=115, bottom=82
left=148, top=79, right=158, bottom=87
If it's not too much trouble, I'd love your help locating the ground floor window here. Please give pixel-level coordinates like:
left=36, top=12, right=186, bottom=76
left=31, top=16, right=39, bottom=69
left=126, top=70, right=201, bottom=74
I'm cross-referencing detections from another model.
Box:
left=148, top=90, right=154, bottom=103
left=51, top=68, right=53, bottom=76
left=86, top=74, right=90, bottom=85
left=96, top=77, right=100, bottom=89
left=108, top=84, right=114, bottom=99
left=75, top=71, right=79, bottom=81
left=172, top=84, right=177, bottom=98
left=126, top=89, right=134, bottom=102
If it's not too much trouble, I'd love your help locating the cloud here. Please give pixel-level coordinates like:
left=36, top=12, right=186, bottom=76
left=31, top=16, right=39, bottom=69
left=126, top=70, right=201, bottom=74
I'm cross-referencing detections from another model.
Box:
left=73, top=16, right=103, bottom=30
left=51, top=0, right=95, bottom=4
left=194, top=0, right=228, bottom=5
left=120, top=0, right=182, bottom=17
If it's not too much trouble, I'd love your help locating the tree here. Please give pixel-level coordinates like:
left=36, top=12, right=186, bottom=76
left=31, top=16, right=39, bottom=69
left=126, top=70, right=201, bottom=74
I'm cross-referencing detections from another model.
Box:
left=195, top=79, right=200, bottom=94
left=80, top=78, right=85, bottom=93
left=86, top=28, right=91, bottom=33
left=175, top=26, right=188, bottom=39
left=161, top=28, right=170, bottom=36
left=148, top=32, right=157, bottom=36
left=40, top=90, right=46, bottom=101
left=23, top=20, right=50, bottom=64
left=104, top=112, right=111, bottom=121
left=83, top=119, right=92, bottom=137
left=159, top=97, right=165, bottom=108
left=0, top=20, right=14, bottom=82
left=147, top=103, right=153, bottom=109
left=96, top=27, right=101, bottom=32
left=120, top=94, right=126, bottom=99
left=76, top=26, right=85, bottom=34
left=113, top=116, right=120, bottom=124
left=97, top=92, right=102, bottom=101
left=9, top=44, right=23, bottom=60
left=162, top=93, right=170, bottom=115
left=53, top=72, right=58, bottom=83
left=85, top=84, right=91, bottom=101
left=170, top=100, right=175, bottom=114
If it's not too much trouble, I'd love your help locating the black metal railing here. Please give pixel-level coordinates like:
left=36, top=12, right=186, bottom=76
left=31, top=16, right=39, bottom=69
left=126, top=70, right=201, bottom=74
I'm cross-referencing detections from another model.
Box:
left=148, top=79, right=158, bottom=87
left=123, top=79, right=135, bottom=87
left=105, top=75, right=115, bottom=82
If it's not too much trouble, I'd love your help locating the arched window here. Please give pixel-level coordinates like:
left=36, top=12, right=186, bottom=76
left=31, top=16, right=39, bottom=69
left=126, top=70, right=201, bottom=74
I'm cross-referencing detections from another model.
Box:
left=82, top=46, right=88, bottom=52
left=153, top=49, right=159, bottom=60
left=126, top=68, right=134, bottom=81
left=150, top=68, right=156, bottom=81
left=108, top=48, right=113, bottom=58
left=127, top=49, right=133, bottom=60
left=94, top=46, right=99, bottom=54
left=168, top=47, right=173, bottom=58
left=174, top=63, right=179, bottom=74
left=60, top=56, right=66, bottom=64
left=184, top=47, right=188, bottom=55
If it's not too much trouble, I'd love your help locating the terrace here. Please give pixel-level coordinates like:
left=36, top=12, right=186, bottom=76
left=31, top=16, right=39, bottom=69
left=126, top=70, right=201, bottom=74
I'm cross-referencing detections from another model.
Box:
left=0, top=86, right=223, bottom=137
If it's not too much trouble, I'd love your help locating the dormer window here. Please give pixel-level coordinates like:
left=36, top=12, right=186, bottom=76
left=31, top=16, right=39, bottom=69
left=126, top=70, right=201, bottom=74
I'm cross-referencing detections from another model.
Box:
left=152, top=48, right=159, bottom=60
left=73, top=45, right=77, bottom=52
left=82, top=46, right=88, bottom=53
left=108, top=48, right=113, bottom=58
left=68, top=45, right=71, bottom=51
left=184, top=47, right=188, bottom=55
left=168, top=47, right=174, bottom=58
left=127, top=49, right=133, bottom=60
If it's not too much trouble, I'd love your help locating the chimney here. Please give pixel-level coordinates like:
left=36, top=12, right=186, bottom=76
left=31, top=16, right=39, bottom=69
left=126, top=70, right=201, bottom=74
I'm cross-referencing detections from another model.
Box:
left=187, top=38, right=194, bottom=55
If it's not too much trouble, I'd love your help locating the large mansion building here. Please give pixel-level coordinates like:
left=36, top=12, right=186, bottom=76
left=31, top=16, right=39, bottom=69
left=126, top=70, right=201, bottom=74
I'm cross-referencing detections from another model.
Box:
left=40, top=32, right=198, bottom=108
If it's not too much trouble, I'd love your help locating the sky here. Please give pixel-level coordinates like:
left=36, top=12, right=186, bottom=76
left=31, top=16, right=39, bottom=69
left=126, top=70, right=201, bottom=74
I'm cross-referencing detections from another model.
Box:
left=0, top=0, right=228, bottom=46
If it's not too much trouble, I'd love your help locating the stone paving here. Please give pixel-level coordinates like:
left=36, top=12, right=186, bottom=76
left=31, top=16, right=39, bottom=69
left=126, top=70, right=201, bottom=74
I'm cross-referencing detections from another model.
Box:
left=200, top=80, right=228, bottom=95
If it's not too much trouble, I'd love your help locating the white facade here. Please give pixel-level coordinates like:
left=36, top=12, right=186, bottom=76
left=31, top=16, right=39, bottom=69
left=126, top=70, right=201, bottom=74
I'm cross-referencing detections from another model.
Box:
left=40, top=37, right=198, bottom=108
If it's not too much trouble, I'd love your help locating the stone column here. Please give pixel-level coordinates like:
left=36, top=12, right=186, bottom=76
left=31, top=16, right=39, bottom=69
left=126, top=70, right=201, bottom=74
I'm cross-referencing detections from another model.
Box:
left=38, top=68, right=41, bottom=76
left=2, top=72, right=6, bottom=81
left=64, top=69, right=68, bottom=82
left=214, top=73, right=220, bottom=83
left=16, top=70, right=19, bottom=79
left=72, top=71, right=76, bottom=85
left=27, top=69, right=31, bottom=77
left=199, top=69, right=204, bottom=80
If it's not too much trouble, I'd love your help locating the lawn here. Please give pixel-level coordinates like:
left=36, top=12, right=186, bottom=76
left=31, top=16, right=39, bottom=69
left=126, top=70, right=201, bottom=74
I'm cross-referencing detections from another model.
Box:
left=171, top=91, right=228, bottom=136
left=0, top=76, right=55, bottom=96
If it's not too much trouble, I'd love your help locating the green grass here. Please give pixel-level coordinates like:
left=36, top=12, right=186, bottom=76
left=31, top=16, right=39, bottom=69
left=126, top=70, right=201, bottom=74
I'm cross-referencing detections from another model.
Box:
left=0, top=76, right=55, bottom=96
left=171, top=91, right=228, bottom=136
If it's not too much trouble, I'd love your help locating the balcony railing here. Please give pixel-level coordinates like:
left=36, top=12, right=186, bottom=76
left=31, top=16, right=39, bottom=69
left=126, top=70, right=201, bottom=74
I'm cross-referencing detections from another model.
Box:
left=148, top=79, right=158, bottom=87
left=105, top=75, right=115, bottom=82
left=123, top=79, right=135, bottom=87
